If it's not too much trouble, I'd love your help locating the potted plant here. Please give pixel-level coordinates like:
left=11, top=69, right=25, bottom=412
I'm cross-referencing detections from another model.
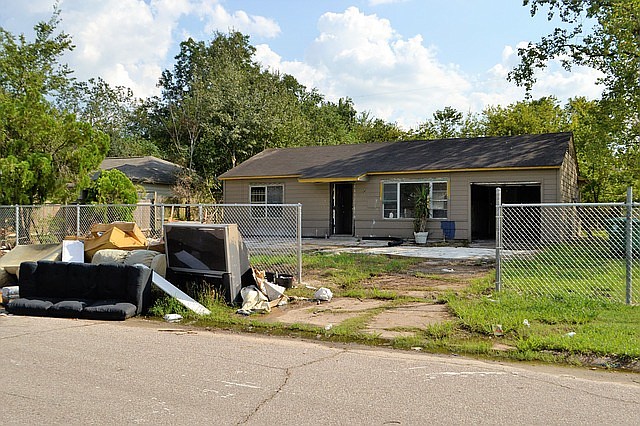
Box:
left=413, top=186, right=430, bottom=244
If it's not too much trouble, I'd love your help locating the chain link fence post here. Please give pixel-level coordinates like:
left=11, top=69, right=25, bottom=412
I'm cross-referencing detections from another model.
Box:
left=495, top=187, right=502, bottom=292
left=297, top=203, right=303, bottom=284
left=76, top=205, right=81, bottom=237
left=14, top=205, right=20, bottom=246
left=625, top=187, right=633, bottom=305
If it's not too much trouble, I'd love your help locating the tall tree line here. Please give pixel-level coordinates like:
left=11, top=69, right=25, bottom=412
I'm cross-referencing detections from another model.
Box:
left=2, top=2, right=639, bottom=204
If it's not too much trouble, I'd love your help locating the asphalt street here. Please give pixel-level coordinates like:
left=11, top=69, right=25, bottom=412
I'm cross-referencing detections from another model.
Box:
left=1, top=315, right=639, bottom=425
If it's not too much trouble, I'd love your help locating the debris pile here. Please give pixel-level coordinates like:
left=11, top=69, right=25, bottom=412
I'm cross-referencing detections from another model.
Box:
left=236, top=269, right=288, bottom=315
left=236, top=269, right=334, bottom=316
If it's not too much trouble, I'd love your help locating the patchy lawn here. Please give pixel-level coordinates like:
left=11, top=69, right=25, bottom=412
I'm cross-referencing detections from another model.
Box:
left=148, top=252, right=639, bottom=373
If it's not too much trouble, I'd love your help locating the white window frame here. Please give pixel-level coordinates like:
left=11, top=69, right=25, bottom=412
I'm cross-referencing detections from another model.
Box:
left=250, top=184, right=284, bottom=218
left=381, top=180, right=448, bottom=220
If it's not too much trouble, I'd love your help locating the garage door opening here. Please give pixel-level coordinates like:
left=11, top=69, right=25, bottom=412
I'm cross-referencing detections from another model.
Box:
left=471, top=183, right=541, bottom=241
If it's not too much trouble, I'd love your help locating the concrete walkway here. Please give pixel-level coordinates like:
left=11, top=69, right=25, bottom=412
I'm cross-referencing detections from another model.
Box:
left=303, top=237, right=496, bottom=260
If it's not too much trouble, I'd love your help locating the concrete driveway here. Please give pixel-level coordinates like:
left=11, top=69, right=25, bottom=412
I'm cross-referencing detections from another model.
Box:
left=302, top=237, right=496, bottom=260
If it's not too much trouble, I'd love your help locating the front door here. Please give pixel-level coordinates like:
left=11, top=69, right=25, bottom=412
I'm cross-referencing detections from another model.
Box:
left=332, top=183, right=353, bottom=235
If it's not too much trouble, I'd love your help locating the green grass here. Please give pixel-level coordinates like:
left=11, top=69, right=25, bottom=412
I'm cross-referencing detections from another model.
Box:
left=148, top=251, right=640, bottom=370
left=502, top=240, right=635, bottom=303
left=303, top=252, right=423, bottom=289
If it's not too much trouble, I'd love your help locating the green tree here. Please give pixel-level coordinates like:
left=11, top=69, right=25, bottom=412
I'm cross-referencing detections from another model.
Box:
left=509, top=1, right=640, bottom=144
left=566, top=97, right=619, bottom=202
left=349, top=112, right=406, bottom=143
left=151, top=33, right=307, bottom=184
left=59, top=77, right=160, bottom=157
left=86, top=169, right=139, bottom=204
left=510, top=1, right=640, bottom=98
left=411, top=107, right=483, bottom=140
left=0, top=12, right=109, bottom=204
left=481, top=97, right=569, bottom=136
left=147, top=31, right=379, bottom=199
left=508, top=1, right=640, bottom=201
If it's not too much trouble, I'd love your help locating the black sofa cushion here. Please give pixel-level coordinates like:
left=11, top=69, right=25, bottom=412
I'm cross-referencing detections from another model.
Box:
left=82, top=300, right=137, bottom=321
left=48, top=299, right=90, bottom=317
left=6, top=297, right=58, bottom=316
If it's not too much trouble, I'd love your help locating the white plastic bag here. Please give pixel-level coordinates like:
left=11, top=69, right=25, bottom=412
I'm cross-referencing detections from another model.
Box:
left=314, top=287, right=333, bottom=302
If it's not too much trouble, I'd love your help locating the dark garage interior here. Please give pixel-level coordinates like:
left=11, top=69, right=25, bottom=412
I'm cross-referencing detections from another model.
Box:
left=471, top=183, right=541, bottom=241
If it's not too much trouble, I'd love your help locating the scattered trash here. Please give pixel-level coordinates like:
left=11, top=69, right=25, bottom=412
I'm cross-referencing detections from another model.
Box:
left=523, top=319, right=530, bottom=327
left=565, top=332, right=576, bottom=337
left=276, top=274, right=294, bottom=288
left=441, top=268, right=454, bottom=273
left=163, top=313, right=183, bottom=323
left=492, top=324, right=504, bottom=336
left=314, top=287, right=333, bottom=302
left=263, top=281, right=286, bottom=301
left=236, top=286, right=270, bottom=315
left=411, top=347, right=423, bottom=351
left=305, top=285, right=318, bottom=290
left=2, top=285, right=19, bottom=304
left=324, top=324, right=333, bottom=331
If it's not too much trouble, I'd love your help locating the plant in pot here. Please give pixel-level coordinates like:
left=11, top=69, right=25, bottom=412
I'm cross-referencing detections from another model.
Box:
left=413, top=186, right=430, bottom=244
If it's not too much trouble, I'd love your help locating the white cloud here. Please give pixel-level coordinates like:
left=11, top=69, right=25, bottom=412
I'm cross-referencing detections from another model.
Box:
left=256, top=7, right=473, bottom=129
left=59, top=0, right=192, bottom=97
left=197, top=1, right=280, bottom=38
left=256, top=8, right=604, bottom=129
left=1, top=0, right=281, bottom=99
left=469, top=43, right=604, bottom=113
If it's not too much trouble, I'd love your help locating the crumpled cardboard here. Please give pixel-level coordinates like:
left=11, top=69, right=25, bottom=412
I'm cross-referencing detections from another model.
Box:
left=83, top=222, right=147, bottom=260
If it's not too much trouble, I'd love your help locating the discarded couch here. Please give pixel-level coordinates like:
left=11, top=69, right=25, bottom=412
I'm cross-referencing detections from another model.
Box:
left=5, top=260, right=153, bottom=320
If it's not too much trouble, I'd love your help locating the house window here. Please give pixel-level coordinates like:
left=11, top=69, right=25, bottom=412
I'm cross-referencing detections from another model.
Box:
left=250, top=184, right=284, bottom=218
left=382, top=181, right=448, bottom=219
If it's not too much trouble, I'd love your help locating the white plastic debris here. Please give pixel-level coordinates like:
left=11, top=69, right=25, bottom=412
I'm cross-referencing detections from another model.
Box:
left=565, top=332, right=576, bottom=337
left=163, top=314, right=183, bottom=323
left=324, top=324, right=333, bottom=331
left=2, top=286, right=19, bottom=304
left=314, top=287, right=333, bottom=302
left=523, top=319, right=530, bottom=327
left=492, top=324, right=504, bottom=336
left=263, top=281, right=286, bottom=301
left=236, top=285, right=271, bottom=315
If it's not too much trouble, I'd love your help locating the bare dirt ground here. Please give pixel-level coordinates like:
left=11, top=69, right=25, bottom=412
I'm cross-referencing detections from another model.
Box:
left=262, top=258, right=494, bottom=339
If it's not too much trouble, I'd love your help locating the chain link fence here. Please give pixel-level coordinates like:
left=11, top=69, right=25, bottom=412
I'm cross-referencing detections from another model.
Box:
left=0, top=203, right=302, bottom=283
left=496, top=190, right=637, bottom=305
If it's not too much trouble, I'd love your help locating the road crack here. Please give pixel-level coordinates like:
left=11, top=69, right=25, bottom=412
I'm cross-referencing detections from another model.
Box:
left=237, top=349, right=347, bottom=425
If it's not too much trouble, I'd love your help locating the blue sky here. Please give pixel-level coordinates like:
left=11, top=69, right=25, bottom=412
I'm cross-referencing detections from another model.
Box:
left=1, top=0, right=602, bottom=129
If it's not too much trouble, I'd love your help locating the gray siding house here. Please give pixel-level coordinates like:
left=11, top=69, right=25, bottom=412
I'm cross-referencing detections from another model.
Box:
left=99, top=156, right=183, bottom=202
left=219, top=132, right=579, bottom=241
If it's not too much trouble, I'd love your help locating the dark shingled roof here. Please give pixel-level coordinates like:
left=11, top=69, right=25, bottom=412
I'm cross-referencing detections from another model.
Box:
left=219, top=132, right=573, bottom=181
left=99, top=156, right=183, bottom=185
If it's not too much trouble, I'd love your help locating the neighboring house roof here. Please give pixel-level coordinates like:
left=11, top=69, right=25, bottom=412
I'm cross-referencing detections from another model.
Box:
left=219, top=132, right=574, bottom=182
left=99, top=156, right=183, bottom=186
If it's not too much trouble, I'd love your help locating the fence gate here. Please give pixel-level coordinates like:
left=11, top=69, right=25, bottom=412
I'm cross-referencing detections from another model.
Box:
left=496, top=188, right=636, bottom=305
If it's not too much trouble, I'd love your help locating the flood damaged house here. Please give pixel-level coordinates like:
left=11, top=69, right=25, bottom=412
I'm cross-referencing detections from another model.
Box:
left=219, top=132, right=579, bottom=241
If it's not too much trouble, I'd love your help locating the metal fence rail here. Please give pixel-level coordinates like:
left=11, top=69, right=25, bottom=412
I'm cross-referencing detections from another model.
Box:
left=0, top=203, right=302, bottom=283
left=496, top=189, right=636, bottom=305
